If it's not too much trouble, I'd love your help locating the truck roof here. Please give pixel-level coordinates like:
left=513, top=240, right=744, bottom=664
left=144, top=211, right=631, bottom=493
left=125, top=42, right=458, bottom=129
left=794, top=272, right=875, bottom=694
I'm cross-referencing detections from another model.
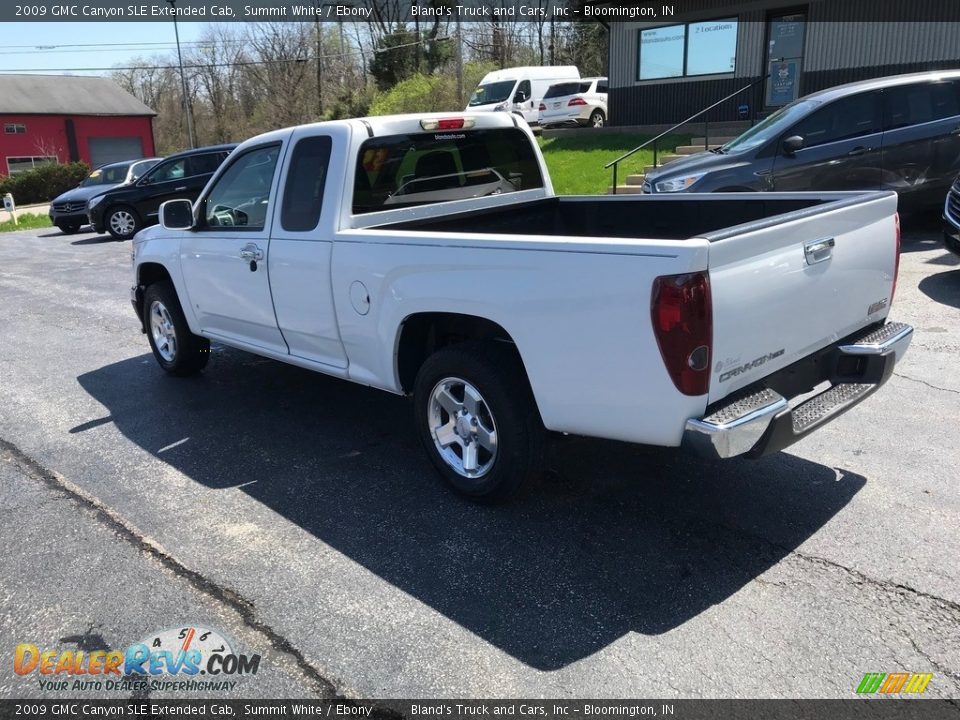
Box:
left=233, top=111, right=523, bottom=151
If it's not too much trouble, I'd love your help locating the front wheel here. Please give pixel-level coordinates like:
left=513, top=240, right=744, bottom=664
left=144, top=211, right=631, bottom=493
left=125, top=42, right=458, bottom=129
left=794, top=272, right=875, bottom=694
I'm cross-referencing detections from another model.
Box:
left=413, top=340, right=545, bottom=502
left=106, top=205, right=141, bottom=240
left=143, top=281, right=210, bottom=376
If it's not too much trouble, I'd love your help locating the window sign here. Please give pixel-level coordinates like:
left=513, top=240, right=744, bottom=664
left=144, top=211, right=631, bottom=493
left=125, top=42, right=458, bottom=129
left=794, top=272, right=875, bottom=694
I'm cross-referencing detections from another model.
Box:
left=638, top=24, right=686, bottom=80
left=686, top=19, right=738, bottom=76
left=768, top=58, right=802, bottom=107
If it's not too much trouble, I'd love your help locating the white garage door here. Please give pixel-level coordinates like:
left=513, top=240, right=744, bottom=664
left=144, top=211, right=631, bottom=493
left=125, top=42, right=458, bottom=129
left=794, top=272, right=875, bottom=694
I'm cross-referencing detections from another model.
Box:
left=88, top=137, right=144, bottom=167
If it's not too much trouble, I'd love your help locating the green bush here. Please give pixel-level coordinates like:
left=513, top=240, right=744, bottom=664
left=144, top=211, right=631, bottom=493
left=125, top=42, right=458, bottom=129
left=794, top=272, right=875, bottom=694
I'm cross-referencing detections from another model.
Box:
left=0, top=162, right=90, bottom=205
left=368, top=62, right=498, bottom=117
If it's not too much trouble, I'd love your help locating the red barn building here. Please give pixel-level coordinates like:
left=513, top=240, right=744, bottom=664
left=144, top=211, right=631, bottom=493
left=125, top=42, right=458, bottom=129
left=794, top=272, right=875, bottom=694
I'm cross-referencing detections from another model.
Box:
left=0, top=74, right=156, bottom=177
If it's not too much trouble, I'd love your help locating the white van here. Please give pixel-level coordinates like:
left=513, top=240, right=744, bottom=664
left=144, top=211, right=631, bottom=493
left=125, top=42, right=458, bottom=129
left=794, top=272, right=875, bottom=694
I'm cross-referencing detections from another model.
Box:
left=466, top=66, right=580, bottom=125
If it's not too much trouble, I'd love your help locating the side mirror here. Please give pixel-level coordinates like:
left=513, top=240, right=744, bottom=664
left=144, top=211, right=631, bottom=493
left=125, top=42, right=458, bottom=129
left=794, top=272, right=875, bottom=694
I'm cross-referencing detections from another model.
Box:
left=160, top=199, right=194, bottom=231
left=782, top=135, right=804, bottom=155
left=514, top=91, right=528, bottom=103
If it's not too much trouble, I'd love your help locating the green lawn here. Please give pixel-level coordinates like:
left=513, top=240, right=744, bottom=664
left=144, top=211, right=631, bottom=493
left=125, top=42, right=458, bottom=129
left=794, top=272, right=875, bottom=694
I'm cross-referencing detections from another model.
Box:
left=538, top=132, right=692, bottom=195
left=0, top=213, right=52, bottom=233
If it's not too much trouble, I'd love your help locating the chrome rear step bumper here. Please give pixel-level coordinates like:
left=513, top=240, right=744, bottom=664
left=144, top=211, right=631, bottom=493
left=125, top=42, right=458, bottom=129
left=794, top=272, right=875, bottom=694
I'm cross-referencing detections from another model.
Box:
left=684, top=321, right=913, bottom=460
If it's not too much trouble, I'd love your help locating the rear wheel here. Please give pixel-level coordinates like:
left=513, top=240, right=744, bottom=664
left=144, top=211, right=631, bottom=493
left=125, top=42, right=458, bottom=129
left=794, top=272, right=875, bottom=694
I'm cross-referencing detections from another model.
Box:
left=413, top=340, right=545, bottom=502
left=143, top=281, right=210, bottom=376
left=106, top=205, right=141, bottom=240
left=589, top=110, right=605, bottom=128
left=56, top=222, right=82, bottom=235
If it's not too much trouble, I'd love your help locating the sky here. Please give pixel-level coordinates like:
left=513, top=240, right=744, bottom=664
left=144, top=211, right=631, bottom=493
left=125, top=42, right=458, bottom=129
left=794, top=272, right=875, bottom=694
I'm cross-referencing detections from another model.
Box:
left=0, top=22, right=215, bottom=76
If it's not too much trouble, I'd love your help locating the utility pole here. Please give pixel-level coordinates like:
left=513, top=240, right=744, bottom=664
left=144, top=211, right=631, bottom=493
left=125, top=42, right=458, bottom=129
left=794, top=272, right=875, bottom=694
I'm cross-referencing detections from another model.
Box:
left=166, top=0, right=195, bottom=149
left=315, top=3, right=324, bottom=119
left=455, top=18, right=463, bottom=106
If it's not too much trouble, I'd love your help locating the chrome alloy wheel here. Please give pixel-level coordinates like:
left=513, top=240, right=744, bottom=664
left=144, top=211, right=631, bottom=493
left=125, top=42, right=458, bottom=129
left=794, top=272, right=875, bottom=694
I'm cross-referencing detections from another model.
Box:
left=428, top=377, right=498, bottom=478
left=149, top=300, right=178, bottom=362
left=109, top=209, right=136, bottom=237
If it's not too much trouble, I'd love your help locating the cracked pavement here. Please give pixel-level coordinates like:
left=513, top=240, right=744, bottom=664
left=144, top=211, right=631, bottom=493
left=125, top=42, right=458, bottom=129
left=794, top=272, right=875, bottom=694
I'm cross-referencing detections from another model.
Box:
left=0, top=218, right=958, bottom=699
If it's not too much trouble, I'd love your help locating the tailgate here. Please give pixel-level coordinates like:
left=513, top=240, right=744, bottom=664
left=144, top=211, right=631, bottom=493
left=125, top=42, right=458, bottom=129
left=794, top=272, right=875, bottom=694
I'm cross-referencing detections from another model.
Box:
left=706, top=192, right=899, bottom=404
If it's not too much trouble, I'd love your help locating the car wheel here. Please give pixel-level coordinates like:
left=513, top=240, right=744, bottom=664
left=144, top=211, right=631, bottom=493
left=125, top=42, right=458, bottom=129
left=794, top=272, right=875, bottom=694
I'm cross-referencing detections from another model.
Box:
left=589, top=110, right=605, bottom=128
left=413, top=340, right=545, bottom=502
left=56, top=222, right=82, bottom=235
left=106, top=205, right=141, bottom=240
left=143, top=280, right=210, bottom=376
left=944, top=233, right=960, bottom=258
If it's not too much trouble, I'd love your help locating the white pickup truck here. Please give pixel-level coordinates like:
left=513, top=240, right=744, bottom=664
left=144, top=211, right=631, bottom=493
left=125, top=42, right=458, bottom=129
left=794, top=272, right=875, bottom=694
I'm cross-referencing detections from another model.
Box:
left=131, top=112, right=912, bottom=501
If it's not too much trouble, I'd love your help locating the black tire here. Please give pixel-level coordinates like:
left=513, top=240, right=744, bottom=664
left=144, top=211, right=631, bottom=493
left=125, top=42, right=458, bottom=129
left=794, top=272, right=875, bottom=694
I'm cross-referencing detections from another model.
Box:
left=142, top=280, right=210, bottom=376
left=589, top=110, right=605, bottom=128
left=105, top=204, right=141, bottom=240
left=56, top=222, right=82, bottom=235
left=413, top=340, right=545, bottom=502
left=944, top=233, right=960, bottom=258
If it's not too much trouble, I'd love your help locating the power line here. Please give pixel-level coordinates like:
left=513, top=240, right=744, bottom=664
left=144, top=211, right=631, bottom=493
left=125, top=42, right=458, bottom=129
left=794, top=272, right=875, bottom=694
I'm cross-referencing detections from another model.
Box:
left=0, top=35, right=450, bottom=73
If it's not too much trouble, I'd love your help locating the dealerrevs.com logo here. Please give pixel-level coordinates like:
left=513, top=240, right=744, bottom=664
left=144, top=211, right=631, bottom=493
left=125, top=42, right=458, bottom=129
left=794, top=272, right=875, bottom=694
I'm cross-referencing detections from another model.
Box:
left=14, top=626, right=261, bottom=693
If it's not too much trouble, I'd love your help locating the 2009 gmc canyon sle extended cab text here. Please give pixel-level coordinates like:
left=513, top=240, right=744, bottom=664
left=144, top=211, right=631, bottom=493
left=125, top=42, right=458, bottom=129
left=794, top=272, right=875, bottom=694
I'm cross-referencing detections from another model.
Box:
left=131, top=112, right=912, bottom=501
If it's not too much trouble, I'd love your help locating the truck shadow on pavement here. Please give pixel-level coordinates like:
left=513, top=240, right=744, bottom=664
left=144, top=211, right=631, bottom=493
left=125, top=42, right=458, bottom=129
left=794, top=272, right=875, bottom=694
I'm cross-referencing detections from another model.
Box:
left=77, top=348, right=865, bottom=671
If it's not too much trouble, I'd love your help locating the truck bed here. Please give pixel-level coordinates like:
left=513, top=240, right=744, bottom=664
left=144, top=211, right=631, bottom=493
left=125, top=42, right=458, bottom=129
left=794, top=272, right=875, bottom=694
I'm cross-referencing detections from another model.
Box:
left=380, top=194, right=855, bottom=241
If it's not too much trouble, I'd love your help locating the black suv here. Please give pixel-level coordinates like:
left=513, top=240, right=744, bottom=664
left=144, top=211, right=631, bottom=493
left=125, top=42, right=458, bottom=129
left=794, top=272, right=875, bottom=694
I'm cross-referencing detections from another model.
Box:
left=88, top=144, right=236, bottom=240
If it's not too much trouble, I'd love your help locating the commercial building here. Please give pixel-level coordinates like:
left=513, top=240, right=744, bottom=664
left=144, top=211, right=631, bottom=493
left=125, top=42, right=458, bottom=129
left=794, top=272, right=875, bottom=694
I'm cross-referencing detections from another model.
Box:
left=0, top=74, right=156, bottom=175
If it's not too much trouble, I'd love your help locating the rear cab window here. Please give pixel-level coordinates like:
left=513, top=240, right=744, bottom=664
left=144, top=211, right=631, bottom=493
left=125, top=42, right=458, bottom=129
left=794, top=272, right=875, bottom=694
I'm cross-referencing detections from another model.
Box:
left=352, top=127, right=544, bottom=215
left=545, top=82, right=583, bottom=99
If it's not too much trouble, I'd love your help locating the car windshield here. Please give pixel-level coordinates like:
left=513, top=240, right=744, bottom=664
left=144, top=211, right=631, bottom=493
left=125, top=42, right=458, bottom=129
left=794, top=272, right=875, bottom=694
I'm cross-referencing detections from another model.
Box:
left=353, top=128, right=544, bottom=214
left=722, top=100, right=820, bottom=153
left=468, top=80, right=516, bottom=106
left=79, top=163, right=131, bottom=187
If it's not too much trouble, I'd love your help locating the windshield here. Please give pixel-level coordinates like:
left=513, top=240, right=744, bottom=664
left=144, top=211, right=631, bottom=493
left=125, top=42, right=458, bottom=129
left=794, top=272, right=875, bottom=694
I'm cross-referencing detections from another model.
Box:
left=79, top=163, right=131, bottom=187
left=468, top=80, right=516, bottom=107
left=722, top=100, right=820, bottom=153
left=353, top=128, right=544, bottom=214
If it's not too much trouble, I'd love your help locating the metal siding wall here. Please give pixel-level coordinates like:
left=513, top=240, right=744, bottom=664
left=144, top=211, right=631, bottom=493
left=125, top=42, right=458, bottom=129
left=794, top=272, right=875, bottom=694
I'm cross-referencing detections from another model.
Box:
left=609, top=77, right=765, bottom=125
left=805, top=22, right=960, bottom=71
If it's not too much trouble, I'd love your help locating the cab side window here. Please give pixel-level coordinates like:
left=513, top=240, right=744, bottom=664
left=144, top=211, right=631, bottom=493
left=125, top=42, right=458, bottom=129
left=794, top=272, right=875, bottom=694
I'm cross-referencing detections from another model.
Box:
left=202, top=145, right=280, bottom=231
left=281, top=136, right=332, bottom=232
left=790, top=91, right=881, bottom=148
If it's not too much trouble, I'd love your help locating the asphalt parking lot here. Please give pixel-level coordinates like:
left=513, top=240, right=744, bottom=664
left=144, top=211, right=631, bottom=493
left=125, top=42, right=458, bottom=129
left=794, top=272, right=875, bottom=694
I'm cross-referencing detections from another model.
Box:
left=1, top=218, right=958, bottom=700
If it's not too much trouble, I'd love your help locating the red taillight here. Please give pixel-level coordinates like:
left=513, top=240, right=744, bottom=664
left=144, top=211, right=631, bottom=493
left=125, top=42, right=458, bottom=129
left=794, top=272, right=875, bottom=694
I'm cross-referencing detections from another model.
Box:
left=437, top=118, right=465, bottom=130
left=568, top=97, right=588, bottom=107
left=892, top=212, right=901, bottom=305
left=539, top=102, right=546, bottom=112
left=651, top=272, right=713, bottom=396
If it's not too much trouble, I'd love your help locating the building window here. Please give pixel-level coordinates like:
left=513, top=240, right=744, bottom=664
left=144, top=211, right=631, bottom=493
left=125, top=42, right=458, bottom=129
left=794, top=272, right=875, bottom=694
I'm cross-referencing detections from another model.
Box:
left=6, top=156, right=58, bottom=175
left=4, top=123, right=26, bottom=134
left=638, top=18, right=738, bottom=80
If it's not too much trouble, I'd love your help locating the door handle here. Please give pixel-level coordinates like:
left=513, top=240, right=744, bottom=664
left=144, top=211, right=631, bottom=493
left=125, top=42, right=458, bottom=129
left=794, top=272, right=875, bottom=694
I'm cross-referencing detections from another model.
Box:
left=847, top=146, right=871, bottom=157
left=804, top=237, right=835, bottom=265
left=239, top=244, right=264, bottom=262
left=174, top=186, right=188, bottom=192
